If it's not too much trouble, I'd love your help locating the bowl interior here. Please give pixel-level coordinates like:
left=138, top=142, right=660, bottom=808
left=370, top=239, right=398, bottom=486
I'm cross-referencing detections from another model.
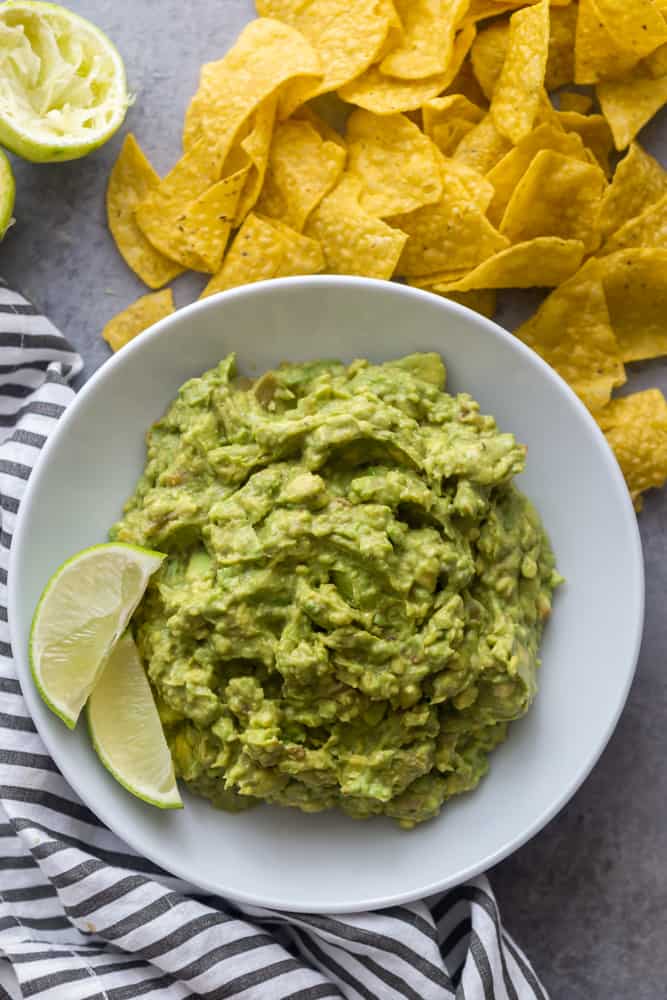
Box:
left=9, top=277, right=643, bottom=912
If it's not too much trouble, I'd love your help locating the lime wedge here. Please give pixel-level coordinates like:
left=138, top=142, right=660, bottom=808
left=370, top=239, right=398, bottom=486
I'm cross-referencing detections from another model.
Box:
left=88, top=631, right=183, bottom=810
left=30, top=542, right=164, bottom=728
left=0, top=148, right=14, bottom=236
left=0, top=1, right=129, bottom=163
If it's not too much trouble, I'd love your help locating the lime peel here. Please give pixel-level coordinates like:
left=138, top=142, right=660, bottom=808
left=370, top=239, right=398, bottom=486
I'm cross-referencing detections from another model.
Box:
left=87, top=631, right=182, bottom=810
left=0, top=148, right=15, bottom=237
left=29, top=542, right=165, bottom=729
left=0, top=1, right=129, bottom=163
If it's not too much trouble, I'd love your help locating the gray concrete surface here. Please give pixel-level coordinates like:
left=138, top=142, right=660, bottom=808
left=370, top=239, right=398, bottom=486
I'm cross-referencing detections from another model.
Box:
left=1, top=2, right=665, bottom=996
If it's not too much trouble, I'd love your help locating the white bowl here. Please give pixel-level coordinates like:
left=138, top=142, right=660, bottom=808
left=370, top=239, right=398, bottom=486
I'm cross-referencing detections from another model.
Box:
left=9, top=276, right=644, bottom=912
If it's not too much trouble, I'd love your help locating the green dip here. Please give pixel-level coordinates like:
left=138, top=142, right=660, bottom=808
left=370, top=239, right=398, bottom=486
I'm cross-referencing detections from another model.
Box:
left=111, top=352, right=561, bottom=828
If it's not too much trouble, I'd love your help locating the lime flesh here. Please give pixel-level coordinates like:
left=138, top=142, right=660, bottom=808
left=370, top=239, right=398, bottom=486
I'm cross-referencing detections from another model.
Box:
left=0, top=1, right=129, bottom=163
left=30, top=542, right=164, bottom=728
left=88, top=631, right=182, bottom=810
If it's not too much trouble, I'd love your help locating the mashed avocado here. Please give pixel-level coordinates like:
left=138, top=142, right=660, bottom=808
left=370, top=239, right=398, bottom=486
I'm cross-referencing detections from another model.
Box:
left=112, top=352, right=561, bottom=828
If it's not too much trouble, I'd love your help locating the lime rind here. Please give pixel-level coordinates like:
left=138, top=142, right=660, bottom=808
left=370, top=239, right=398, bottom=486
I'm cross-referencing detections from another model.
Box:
left=29, top=542, right=165, bottom=728
left=87, top=632, right=183, bottom=810
left=0, top=1, right=129, bottom=163
left=0, top=149, right=15, bottom=238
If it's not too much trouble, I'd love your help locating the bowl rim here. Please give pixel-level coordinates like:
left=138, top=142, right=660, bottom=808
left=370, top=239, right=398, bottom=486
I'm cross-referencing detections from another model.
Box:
left=8, top=275, right=645, bottom=911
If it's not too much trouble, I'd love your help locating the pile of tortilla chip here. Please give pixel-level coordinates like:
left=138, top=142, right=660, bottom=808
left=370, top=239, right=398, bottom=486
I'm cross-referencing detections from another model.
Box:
left=104, top=0, right=667, bottom=510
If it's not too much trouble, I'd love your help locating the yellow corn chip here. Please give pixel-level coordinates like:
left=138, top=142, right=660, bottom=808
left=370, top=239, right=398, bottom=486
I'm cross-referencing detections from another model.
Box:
left=491, top=0, right=550, bottom=143
left=593, top=0, right=667, bottom=60
left=430, top=118, right=477, bottom=156
left=464, top=1, right=531, bottom=24
left=423, top=95, right=484, bottom=134
left=545, top=5, right=578, bottom=90
left=500, top=150, right=606, bottom=252
left=644, top=41, right=667, bottom=79
left=256, top=0, right=392, bottom=96
left=380, top=0, right=469, bottom=80
left=346, top=110, right=444, bottom=216
left=597, top=73, right=667, bottom=150
left=175, top=166, right=250, bottom=274
left=442, top=57, right=489, bottom=107
left=292, top=105, right=347, bottom=148
left=304, top=175, right=408, bottom=279
left=106, top=135, right=183, bottom=290
left=433, top=288, right=497, bottom=318
left=599, top=249, right=667, bottom=363
left=408, top=268, right=469, bottom=288
left=486, top=122, right=588, bottom=226
left=574, top=0, right=642, bottom=85
left=558, top=92, right=593, bottom=114
left=255, top=119, right=346, bottom=231
left=554, top=110, right=614, bottom=175
left=234, top=95, right=278, bottom=225
left=433, top=237, right=585, bottom=291
left=597, top=389, right=667, bottom=510
left=389, top=160, right=509, bottom=276
left=102, top=290, right=175, bottom=353
left=596, top=143, right=667, bottom=242
left=599, top=192, right=667, bottom=256
left=445, top=158, right=496, bottom=213
left=470, top=20, right=509, bottom=100
left=202, top=213, right=324, bottom=298
left=339, top=24, right=476, bottom=113
left=453, top=114, right=512, bottom=174
left=135, top=138, right=238, bottom=270
left=515, top=261, right=625, bottom=414
left=184, top=20, right=321, bottom=150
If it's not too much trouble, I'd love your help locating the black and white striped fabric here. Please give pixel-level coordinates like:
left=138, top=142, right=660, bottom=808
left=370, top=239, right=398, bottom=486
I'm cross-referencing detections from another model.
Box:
left=0, top=281, right=549, bottom=1000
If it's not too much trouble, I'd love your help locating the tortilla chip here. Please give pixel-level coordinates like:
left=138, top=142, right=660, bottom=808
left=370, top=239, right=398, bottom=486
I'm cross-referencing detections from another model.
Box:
left=453, top=114, right=512, bottom=174
left=174, top=166, right=250, bottom=273
left=135, top=137, right=233, bottom=270
left=443, top=57, right=489, bottom=107
left=500, top=150, right=606, bottom=252
left=599, top=192, right=667, bottom=256
left=597, top=73, right=667, bottom=150
left=304, top=175, right=408, bottom=279
left=389, top=160, right=509, bottom=277
left=234, top=95, right=278, bottom=225
left=486, top=122, right=588, bottom=226
left=183, top=19, right=321, bottom=150
left=202, top=213, right=324, bottom=298
left=470, top=20, right=509, bottom=101
left=293, top=105, right=347, bottom=148
left=444, top=158, right=496, bottom=213
left=423, top=95, right=485, bottom=134
left=407, top=269, right=469, bottom=289
left=514, top=261, right=625, bottom=414
left=339, top=24, right=476, bottom=113
left=491, top=0, right=550, bottom=143
left=597, top=389, right=667, bottom=510
left=574, top=0, right=642, bottom=85
left=102, top=290, right=175, bottom=353
left=256, top=0, right=392, bottom=97
left=464, top=0, right=530, bottom=24
left=106, top=135, right=184, bottom=290
left=346, top=110, right=444, bottom=216
left=644, top=41, right=667, bottom=79
left=434, top=288, right=497, bottom=319
left=430, top=119, right=478, bottom=156
left=434, top=237, right=585, bottom=291
left=596, top=143, right=667, bottom=242
left=542, top=108, right=614, bottom=175
left=255, top=119, right=346, bottom=232
left=558, top=92, right=593, bottom=114
left=599, top=249, right=667, bottom=363
left=593, top=0, right=667, bottom=60
left=380, top=0, right=469, bottom=80
left=545, top=5, right=578, bottom=90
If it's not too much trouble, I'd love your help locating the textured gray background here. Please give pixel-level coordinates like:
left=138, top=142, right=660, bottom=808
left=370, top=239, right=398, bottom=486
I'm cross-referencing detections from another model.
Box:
left=1, top=2, right=666, bottom=997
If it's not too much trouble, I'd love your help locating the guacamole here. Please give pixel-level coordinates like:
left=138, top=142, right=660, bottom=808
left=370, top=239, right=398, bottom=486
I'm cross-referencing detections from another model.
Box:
left=111, top=352, right=561, bottom=828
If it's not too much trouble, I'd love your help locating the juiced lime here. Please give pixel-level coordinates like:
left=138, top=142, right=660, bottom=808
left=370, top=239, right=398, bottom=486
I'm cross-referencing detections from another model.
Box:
left=30, top=542, right=164, bottom=728
left=88, top=631, right=183, bottom=810
left=0, top=148, right=14, bottom=236
left=0, top=1, right=129, bottom=163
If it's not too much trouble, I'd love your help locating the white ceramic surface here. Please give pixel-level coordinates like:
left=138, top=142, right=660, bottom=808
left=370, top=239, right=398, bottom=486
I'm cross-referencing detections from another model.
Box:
left=9, top=277, right=644, bottom=913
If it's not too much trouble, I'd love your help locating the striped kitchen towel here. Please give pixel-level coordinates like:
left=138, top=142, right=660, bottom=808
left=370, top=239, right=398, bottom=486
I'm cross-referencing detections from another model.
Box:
left=0, top=280, right=548, bottom=1000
